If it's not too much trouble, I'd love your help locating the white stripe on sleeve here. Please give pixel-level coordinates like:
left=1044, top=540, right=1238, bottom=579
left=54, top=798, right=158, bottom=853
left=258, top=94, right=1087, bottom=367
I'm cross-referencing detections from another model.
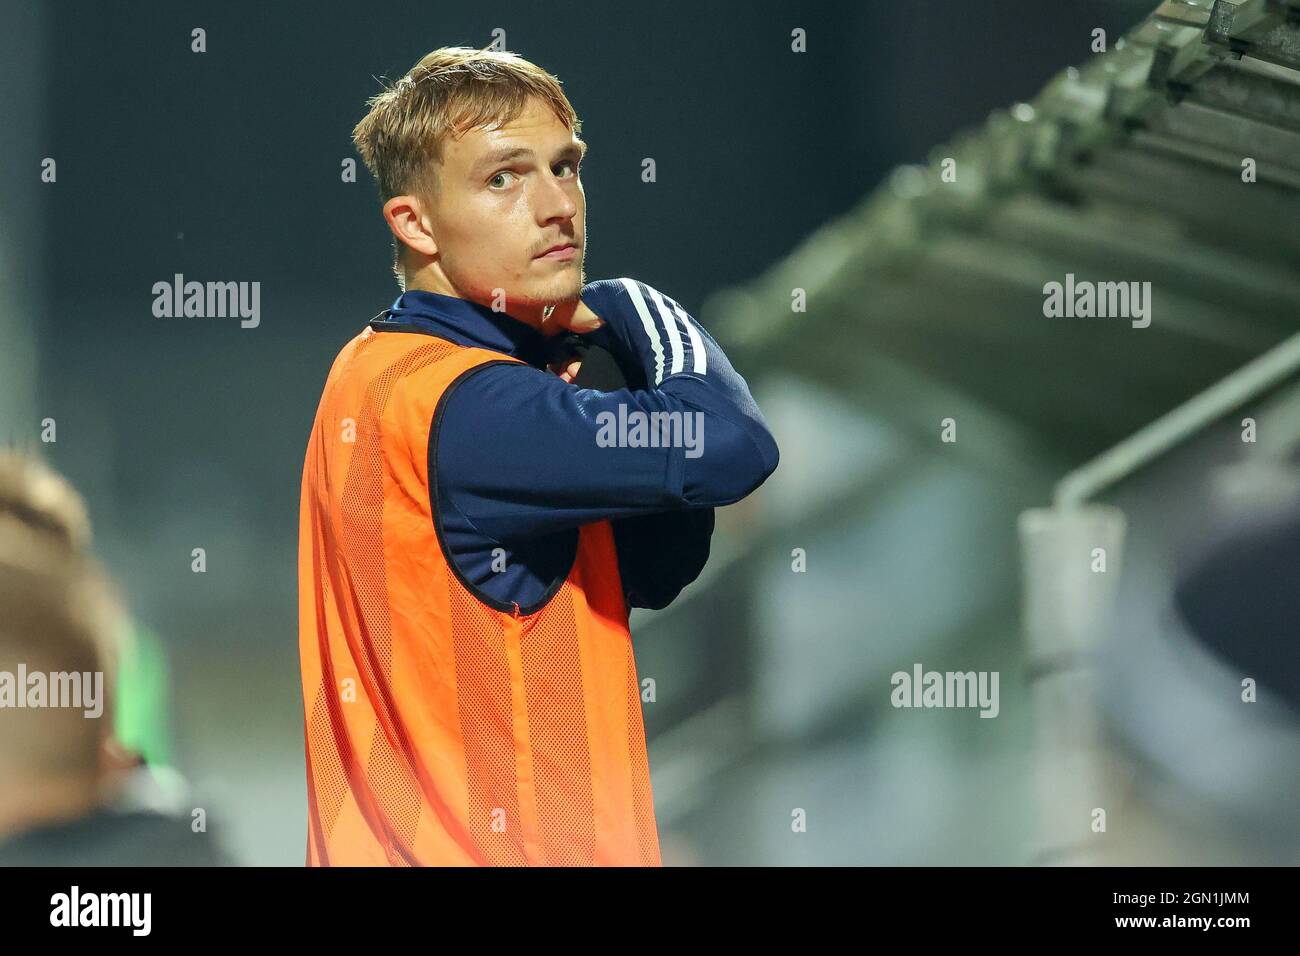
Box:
left=646, top=285, right=685, bottom=375
left=619, top=277, right=665, bottom=384
left=670, top=300, right=708, bottom=375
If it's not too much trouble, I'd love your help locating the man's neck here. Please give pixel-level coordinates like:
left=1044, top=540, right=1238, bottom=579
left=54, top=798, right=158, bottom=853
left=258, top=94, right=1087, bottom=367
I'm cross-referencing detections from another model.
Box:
left=403, top=273, right=559, bottom=335
left=0, top=774, right=101, bottom=842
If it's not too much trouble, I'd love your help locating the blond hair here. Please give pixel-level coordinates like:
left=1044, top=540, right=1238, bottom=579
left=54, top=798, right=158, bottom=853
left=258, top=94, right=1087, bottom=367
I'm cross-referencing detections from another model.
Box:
left=351, top=45, right=582, bottom=289
left=0, top=453, right=122, bottom=781
left=0, top=449, right=91, bottom=553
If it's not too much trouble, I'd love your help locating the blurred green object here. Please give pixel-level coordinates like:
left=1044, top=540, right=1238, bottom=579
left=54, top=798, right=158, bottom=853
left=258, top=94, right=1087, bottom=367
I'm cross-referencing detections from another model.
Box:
left=112, top=618, right=172, bottom=766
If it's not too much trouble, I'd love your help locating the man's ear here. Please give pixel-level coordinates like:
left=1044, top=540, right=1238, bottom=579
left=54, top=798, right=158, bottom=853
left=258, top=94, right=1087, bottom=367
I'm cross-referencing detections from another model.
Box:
left=382, top=194, right=439, bottom=259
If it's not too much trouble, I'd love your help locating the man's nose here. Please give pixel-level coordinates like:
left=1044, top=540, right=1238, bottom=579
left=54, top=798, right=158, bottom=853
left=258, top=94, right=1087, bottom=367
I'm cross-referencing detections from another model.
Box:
left=534, top=171, right=578, bottom=223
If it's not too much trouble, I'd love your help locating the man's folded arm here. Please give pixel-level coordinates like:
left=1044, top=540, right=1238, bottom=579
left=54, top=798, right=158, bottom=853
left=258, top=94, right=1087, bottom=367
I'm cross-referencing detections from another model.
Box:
left=562, top=331, right=717, bottom=610
left=433, top=277, right=779, bottom=546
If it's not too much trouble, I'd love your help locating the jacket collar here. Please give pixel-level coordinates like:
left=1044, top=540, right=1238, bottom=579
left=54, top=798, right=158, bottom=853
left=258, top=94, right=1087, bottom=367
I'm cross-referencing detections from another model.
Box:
left=369, top=289, right=555, bottom=369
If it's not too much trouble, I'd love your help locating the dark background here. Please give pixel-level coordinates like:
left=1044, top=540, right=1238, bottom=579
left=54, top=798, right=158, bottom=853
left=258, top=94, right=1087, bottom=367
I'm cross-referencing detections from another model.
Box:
left=13, top=0, right=1261, bottom=866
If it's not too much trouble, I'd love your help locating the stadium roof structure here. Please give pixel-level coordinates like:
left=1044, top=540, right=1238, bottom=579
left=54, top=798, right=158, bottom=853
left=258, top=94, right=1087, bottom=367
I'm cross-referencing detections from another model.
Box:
left=648, top=1, right=1300, bottom=864
left=706, top=0, right=1300, bottom=463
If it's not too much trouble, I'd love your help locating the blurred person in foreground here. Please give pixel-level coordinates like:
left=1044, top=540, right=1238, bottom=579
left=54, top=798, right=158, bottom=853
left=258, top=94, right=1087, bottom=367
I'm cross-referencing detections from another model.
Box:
left=0, top=451, right=229, bottom=865
left=298, top=46, right=778, bottom=865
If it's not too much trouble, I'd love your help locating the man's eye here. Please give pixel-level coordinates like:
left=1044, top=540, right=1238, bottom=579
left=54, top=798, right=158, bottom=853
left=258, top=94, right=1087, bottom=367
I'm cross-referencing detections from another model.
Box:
left=555, top=161, right=578, bottom=178
left=489, top=170, right=516, bottom=189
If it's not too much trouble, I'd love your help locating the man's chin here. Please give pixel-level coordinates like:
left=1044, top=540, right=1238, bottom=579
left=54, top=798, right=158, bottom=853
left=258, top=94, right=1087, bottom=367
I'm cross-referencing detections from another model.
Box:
left=518, top=271, right=584, bottom=308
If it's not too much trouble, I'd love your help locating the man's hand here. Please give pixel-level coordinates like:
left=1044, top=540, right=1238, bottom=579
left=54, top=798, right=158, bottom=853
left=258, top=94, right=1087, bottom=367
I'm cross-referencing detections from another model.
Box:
left=548, top=355, right=584, bottom=384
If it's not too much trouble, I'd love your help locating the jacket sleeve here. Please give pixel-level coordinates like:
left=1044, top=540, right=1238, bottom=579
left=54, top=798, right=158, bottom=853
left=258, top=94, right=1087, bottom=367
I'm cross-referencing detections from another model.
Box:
left=568, top=334, right=717, bottom=610
left=433, top=277, right=779, bottom=548
left=610, top=507, right=716, bottom=610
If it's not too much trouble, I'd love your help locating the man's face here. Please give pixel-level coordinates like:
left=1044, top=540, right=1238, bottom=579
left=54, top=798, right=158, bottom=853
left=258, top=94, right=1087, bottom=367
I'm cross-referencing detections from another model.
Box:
left=424, top=96, right=587, bottom=313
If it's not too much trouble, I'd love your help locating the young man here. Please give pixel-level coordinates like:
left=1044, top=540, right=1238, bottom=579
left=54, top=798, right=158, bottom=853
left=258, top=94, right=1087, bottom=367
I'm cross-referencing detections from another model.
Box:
left=298, top=46, right=778, bottom=866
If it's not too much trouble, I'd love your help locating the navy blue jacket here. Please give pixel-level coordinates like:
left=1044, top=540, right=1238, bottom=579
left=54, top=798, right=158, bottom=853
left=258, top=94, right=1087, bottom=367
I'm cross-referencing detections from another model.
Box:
left=368, top=277, right=779, bottom=614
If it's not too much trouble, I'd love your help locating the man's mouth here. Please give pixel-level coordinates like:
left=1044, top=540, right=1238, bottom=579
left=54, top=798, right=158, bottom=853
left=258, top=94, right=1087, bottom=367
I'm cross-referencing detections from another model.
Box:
left=535, top=242, right=578, bottom=261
